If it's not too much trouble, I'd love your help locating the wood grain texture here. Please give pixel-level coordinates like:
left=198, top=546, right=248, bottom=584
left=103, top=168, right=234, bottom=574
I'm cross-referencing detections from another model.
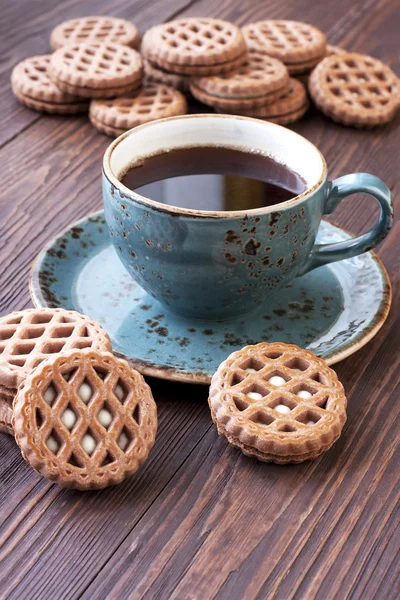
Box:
left=0, top=0, right=399, bottom=598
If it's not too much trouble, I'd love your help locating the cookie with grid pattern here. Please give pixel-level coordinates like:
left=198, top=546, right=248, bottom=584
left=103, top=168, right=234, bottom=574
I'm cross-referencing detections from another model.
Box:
left=13, top=349, right=157, bottom=490
left=50, top=42, right=144, bottom=98
left=50, top=16, right=140, bottom=50
left=286, top=54, right=325, bottom=75
left=326, top=44, right=348, bottom=57
left=309, top=52, right=399, bottom=127
left=189, top=81, right=288, bottom=110
left=141, top=18, right=247, bottom=72
left=0, top=398, right=13, bottom=435
left=146, top=52, right=247, bottom=77
left=242, top=20, right=326, bottom=64
left=89, top=84, right=188, bottom=137
left=143, top=59, right=191, bottom=92
left=225, top=78, right=309, bottom=125
left=0, top=308, right=112, bottom=390
left=190, top=51, right=289, bottom=99
left=209, top=342, right=347, bottom=464
left=11, top=55, right=89, bottom=114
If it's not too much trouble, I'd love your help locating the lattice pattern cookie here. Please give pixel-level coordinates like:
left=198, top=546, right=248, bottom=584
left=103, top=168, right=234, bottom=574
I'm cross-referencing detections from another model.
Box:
left=242, top=20, right=326, bottom=64
left=0, top=398, right=13, bottom=436
left=13, top=350, right=158, bottom=489
left=50, top=16, right=140, bottom=50
left=11, top=55, right=89, bottom=114
left=141, top=18, right=247, bottom=74
left=191, top=51, right=289, bottom=99
left=309, top=52, right=400, bottom=127
left=90, top=84, right=188, bottom=137
left=0, top=308, right=112, bottom=390
left=209, top=342, right=347, bottom=464
left=144, top=59, right=191, bottom=92
left=228, top=78, right=309, bottom=125
left=50, top=42, right=143, bottom=98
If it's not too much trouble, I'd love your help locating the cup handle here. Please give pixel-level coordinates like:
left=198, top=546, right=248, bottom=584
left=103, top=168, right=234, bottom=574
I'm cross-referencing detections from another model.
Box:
left=299, top=173, right=393, bottom=275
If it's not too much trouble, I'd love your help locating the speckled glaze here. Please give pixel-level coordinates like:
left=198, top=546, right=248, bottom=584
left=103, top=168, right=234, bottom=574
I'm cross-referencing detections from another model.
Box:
left=30, top=213, right=392, bottom=385
left=102, top=115, right=393, bottom=319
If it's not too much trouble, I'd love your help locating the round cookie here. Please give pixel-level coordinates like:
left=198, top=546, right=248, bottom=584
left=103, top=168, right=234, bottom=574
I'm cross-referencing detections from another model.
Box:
left=50, top=42, right=143, bottom=98
left=242, top=20, right=326, bottom=64
left=0, top=308, right=112, bottom=390
left=326, top=44, right=348, bottom=56
left=144, top=59, right=191, bottom=92
left=141, top=18, right=247, bottom=74
left=309, top=52, right=400, bottom=127
left=191, top=51, right=289, bottom=99
left=209, top=342, right=347, bottom=464
left=146, top=52, right=247, bottom=76
left=231, top=78, right=308, bottom=124
left=90, top=84, right=188, bottom=137
left=0, top=399, right=13, bottom=436
left=190, top=82, right=287, bottom=110
left=13, top=349, right=158, bottom=490
left=11, top=55, right=89, bottom=114
left=50, top=16, right=140, bottom=50
left=287, top=55, right=324, bottom=75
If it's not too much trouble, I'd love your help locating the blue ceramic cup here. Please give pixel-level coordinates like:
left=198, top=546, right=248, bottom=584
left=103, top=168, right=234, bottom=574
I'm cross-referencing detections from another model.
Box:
left=103, top=114, right=393, bottom=319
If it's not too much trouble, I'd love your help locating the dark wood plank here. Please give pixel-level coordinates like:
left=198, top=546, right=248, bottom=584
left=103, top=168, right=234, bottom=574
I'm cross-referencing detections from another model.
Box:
left=0, top=0, right=399, bottom=598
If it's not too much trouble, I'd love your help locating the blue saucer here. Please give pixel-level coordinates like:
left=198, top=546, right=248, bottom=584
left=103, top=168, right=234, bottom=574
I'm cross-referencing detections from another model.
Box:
left=30, top=212, right=391, bottom=384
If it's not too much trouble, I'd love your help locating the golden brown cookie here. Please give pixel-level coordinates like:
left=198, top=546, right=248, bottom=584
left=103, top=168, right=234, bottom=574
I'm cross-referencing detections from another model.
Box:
left=89, top=84, right=188, bottom=137
left=144, top=59, right=191, bottom=92
left=13, top=349, right=158, bottom=490
left=209, top=342, right=347, bottom=464
left=326, top=44, right=348, bottom=56
left=243, top=20, right=326, bottom=64
left=50, top=16, right=140, bottom=50
left=0, top=308, right=112, bottom=390
left=190, top=81, right=288, bottom=110
left=309, top=52, right=400, bottom=127
left=141, top=18, right=247, bottom=75
left=11, top=55, right=89, bottom=114
left=226, top=78, right=309, bottom=125
left=50, top=42, right=143, bottom=98
left=0, top=398, right=13, bottom=436
left=287, top=54, right=324, bottom=75
left=191, top=51, right=289, bottom=99
left=146, top=52, right=247, bottom=76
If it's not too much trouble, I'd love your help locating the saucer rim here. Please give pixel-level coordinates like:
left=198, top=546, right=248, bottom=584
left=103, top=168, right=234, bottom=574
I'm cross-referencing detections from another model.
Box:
left=29, top=211, right=392, bottom=385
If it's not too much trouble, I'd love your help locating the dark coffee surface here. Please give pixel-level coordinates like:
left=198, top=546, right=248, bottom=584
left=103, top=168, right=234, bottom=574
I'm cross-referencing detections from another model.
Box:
left=120, top=146, right=307, bottom=211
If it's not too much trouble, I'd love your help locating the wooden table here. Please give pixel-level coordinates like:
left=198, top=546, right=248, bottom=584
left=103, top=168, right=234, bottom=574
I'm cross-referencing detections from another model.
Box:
left=0, top=1, right=399, bottom=598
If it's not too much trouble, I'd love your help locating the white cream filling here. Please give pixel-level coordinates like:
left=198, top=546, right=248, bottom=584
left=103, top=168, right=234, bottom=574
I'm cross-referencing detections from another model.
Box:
left=44, top=385, right=57, bottom=405
left=118, top=431, right=129, bottom=450
left=268, top=375, right=286, bottom=387
left=82, top=433, right=96, bottom=455
left=115, top=384, right=125, bottom=401
left=296, top=390, right=313, bottom=399
left=46, top=435, right=59, bottom=453
left=98, top=409, right=113, bottom=428
left=78, top=382, right=92, bottom=404
left=61, top=408, right=77, bottom=430
left=246, top=391, right=263, bottom=400
left=274, top=404, right=291, bottom=414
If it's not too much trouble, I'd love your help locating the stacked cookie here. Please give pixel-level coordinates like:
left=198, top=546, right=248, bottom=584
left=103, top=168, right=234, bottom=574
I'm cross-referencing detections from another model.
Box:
left=190, top=50, right=309, bottom=125
left=0, top=308, right=157, bottom=490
